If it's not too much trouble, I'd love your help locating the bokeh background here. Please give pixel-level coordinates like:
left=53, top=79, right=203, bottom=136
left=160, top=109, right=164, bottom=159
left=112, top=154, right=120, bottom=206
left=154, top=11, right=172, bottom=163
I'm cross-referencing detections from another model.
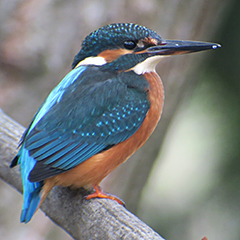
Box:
left=0, top=0, right=239, bottom=239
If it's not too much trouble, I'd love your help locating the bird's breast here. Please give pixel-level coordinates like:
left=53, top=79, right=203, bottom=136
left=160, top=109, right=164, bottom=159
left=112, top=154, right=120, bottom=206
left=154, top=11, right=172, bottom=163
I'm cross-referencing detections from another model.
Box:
left=144, top=71, right=165, bottom=126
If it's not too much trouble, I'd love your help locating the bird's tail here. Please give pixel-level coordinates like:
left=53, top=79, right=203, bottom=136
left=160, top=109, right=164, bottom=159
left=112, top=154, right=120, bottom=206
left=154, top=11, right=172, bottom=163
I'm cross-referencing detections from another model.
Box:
left=20, top=183, right=42, bottom=223
left=13, top=146, right=43, bottom=223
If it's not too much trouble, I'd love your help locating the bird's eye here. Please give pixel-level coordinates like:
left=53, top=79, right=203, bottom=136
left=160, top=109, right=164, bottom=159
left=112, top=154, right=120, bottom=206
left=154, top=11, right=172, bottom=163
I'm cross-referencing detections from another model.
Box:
left=124, top=40, right=137, bottom=50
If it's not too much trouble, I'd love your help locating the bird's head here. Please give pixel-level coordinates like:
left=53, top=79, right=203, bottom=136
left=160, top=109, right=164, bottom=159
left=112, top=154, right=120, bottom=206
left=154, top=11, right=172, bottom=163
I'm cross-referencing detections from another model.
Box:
left=72, top=23, right=220, bottom=74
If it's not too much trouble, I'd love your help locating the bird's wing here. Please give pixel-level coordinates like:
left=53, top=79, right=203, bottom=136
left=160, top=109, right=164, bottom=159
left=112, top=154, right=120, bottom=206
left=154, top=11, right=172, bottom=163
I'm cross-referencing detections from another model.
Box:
left=20, top=66, right=150, bottom=182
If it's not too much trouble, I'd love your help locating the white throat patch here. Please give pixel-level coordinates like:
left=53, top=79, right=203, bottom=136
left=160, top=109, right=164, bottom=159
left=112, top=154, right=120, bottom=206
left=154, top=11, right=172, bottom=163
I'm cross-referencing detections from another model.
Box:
left=132, top=55, right=166, bottom=75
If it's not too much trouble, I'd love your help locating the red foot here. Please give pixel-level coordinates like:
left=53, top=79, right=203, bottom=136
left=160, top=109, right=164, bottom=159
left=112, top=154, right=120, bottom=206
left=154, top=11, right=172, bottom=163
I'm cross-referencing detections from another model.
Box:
left=85, top=185, right=125, bottom=206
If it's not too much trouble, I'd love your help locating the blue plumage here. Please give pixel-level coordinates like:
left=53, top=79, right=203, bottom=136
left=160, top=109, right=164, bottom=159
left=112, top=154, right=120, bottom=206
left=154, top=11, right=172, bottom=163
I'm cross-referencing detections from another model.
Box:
left=16, top=146, right=43, bottom=223
left=27, top=67, right=150, bottom=180
left=13, top=67, right=87, bottom=222
left=12, top=64, right=150, bottom=222
left=28, top=66, right=87, bottom=132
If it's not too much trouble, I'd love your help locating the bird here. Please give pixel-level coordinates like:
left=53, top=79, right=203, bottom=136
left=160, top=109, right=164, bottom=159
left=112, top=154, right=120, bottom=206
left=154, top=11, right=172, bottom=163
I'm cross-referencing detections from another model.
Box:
left=10, top=23, right=221, bottom=223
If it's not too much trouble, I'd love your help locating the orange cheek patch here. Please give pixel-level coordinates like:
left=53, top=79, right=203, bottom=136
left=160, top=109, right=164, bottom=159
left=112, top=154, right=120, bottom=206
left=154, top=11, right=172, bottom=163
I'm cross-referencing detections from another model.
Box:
left=143, top=37, right=158, bottom=46
left=148, top=37, right=158, bottom=46
left=98, top=49, right=133, bottom=62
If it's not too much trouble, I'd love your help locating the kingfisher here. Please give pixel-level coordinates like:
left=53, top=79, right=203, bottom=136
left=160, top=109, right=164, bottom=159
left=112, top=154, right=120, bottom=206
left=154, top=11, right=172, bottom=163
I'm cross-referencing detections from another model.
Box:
left=10, top=23, right=220, bottom=223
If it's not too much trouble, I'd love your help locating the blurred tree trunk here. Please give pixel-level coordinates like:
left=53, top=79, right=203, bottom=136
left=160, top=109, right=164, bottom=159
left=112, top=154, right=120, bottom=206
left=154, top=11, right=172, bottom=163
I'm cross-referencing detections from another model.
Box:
left=0, top=0, right=231, bottom=227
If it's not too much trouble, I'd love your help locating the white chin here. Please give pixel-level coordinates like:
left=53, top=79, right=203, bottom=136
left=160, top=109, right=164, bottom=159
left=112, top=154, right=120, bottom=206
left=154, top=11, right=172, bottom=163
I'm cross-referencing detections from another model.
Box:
left=132, top=55, right=166, bottom=75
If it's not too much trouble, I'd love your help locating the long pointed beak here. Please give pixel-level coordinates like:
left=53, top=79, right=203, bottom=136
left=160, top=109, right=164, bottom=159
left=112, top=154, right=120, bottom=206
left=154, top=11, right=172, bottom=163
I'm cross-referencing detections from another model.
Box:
left=147, top=39, right=221, bottom=56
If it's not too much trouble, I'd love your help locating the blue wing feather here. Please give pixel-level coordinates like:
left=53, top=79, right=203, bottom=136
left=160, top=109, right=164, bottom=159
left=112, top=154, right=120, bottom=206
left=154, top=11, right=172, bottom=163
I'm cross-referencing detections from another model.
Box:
left=28, top=66, right=87, bottom=133
left=13, top=66, right=150, bottom=222
left=37, top=142, right=79, bottom=162
left=12, top=66, right=87, bottom=222
left=17, top=145, right=43, bottom=223
left=47, top=143, right=88, bottom=167
left=30, top=138, right=65, bottom=158
left=53, top=143, right=105, bottom=169
left=25, top=67, right=150, bottom=182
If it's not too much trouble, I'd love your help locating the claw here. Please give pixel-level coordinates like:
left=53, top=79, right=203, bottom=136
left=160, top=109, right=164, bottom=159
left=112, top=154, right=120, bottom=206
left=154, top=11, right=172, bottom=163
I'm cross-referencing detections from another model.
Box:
left=84, top=185, right=125, bottom=206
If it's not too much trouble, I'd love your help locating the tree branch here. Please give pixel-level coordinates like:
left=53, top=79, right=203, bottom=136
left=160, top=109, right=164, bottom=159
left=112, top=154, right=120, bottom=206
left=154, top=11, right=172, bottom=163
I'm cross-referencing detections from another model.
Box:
left=0, top=109, right=165, bottom=240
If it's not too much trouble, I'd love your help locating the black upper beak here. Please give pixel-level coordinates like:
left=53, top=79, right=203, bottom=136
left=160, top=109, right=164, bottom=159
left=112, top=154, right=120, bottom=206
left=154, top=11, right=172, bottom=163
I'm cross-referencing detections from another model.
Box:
left=147, top=39, right=221, bottom=55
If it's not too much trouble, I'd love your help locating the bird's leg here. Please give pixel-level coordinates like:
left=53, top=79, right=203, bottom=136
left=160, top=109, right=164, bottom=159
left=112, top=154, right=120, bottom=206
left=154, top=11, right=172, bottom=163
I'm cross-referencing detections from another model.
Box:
left=85, top=185, right=125, bottom=206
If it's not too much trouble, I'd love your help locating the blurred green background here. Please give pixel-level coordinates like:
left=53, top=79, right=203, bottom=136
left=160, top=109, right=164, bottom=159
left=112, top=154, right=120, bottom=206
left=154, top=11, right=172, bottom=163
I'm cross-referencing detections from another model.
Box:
left=0, top=0, right=239, bottom=239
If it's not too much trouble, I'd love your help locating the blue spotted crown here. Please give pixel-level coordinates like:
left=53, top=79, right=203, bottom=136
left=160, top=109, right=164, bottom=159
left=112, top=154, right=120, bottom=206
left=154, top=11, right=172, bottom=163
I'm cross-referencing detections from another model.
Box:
left=72, top=23, right=161, bottom=68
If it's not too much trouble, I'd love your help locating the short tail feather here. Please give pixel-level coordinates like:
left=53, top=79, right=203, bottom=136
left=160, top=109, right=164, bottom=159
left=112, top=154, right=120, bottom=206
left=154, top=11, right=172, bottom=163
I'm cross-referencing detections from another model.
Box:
left=20, top=185, right=42, bottom=223
left=15, top=146, right=44, bottom=223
